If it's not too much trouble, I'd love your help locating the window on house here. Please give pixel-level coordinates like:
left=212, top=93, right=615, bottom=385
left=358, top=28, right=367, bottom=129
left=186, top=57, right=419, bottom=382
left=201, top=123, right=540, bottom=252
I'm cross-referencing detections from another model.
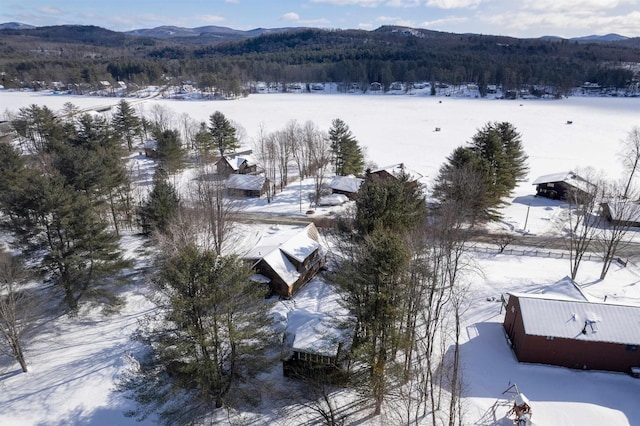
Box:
left=546, top=336, right=555, bottom=341
left=626, top=345, right=638, bottom=351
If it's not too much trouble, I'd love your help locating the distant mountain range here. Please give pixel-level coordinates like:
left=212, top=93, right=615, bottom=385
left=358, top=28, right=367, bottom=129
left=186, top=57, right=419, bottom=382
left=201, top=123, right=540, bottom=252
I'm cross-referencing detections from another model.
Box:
left=0, top=21, right=632, bottom=44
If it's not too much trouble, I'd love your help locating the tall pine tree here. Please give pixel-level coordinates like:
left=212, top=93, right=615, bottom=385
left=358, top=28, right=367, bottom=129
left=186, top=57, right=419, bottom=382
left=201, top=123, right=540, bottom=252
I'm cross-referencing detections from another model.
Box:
left=138, top=169, right=180, bottom=236
left=328, top=118, right=364, bottom=176
left=208, top=111, right=239, bottom=157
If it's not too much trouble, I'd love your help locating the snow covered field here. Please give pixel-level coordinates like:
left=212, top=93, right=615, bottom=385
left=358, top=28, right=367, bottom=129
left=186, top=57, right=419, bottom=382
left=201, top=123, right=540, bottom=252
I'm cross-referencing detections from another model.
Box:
left=0, top=91, right=639, bottom=425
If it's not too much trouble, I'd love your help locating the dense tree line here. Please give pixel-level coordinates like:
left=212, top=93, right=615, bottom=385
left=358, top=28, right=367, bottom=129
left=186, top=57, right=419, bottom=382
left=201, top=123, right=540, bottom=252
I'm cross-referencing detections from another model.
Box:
left=1, top=25, right=638, bottom=94
left=0, top=105, right=133, bottom=313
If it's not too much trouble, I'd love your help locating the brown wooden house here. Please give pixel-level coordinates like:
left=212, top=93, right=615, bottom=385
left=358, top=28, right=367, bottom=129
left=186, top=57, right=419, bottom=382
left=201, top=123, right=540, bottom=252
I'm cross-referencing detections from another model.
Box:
left=503, top=293, right=640, bottom=374
left=243, top=223, right=326, bottom=298
left=370, top=163, right=423, bottom=188
left=215, top=155, right=258, bottom=177
left=283, top=316, right=354, bottom=382
left=225, top=174, right=268, bottom=198
left=328, top=175, right=364, bottom=200
left=532, top=171, right=594, bottom=201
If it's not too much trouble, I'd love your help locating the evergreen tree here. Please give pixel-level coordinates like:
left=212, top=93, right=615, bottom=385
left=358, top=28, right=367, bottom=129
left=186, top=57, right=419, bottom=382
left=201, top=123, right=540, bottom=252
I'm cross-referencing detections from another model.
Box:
left=332, top=167, right=425, bottom=416
left=119, top=245, right=276, bottom=423
left=328, top=118, right=364, bottom=176
left=354, top=169, right=426, bottom=235
left=0, top=114, right=131, bottom=314
left=432, top=146, right=496, bottom=222
left=469, top=121, right=528, bottom=198
left=208, top=111, right=239, bottom=157
left=112, top=99, right=142, bottom=151
left=193, top=122, right=215, bottom=161
left=433, top=122, right=528, bottom=222
left=138, top=169, right=180, bottom=236
left=154, top=129, right=186, bottom=174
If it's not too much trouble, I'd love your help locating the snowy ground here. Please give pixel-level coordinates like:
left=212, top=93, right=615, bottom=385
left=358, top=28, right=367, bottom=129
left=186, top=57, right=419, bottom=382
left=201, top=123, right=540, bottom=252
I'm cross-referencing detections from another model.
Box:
left=0, top=91, right=639, bottom=425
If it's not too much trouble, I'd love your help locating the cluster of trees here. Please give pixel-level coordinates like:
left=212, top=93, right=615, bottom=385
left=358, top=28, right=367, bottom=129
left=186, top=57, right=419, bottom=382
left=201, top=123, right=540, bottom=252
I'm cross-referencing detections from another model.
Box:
left=433, top=121, right=529, bottom=222
left=330, top=166, right=480, bottom=423
left=324, top=122, right=529, bottom=423
left=2, top=25, right=639, bottom=95
left=1, top=105, right=134, bottom=314
left=560, top=127, right=640, bottom=281
left=252, top=117, right=364, bottom=204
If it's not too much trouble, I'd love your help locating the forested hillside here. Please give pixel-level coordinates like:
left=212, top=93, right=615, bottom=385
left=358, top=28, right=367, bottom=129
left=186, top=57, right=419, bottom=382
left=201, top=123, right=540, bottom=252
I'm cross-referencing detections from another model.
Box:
left=0, top=24, right=639, bottom=95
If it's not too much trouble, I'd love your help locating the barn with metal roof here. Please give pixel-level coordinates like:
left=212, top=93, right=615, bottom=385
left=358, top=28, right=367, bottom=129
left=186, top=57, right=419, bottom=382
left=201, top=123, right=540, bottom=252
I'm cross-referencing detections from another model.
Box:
left=503, top=293, right=640, bottom=374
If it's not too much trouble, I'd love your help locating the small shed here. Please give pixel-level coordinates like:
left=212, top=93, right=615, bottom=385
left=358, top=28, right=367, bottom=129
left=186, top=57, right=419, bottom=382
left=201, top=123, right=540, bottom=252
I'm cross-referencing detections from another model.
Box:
left=328, top=175, right=364, bottom=200
left=503, top=293, right=640, bottom=374
left=226, top=174, right=268, bottom=198
left=601, top=200, right=640, bottom=228
left=143, top=140, right=158, bottom=158
left=283, top=316, right=354, bottom=382
left=532, top=171, right=594, bottom=201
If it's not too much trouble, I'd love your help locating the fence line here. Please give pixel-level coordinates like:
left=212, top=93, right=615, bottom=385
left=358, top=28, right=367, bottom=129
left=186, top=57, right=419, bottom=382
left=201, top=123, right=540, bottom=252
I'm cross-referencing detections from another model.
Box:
left=468, top=245, right=604, bottom=262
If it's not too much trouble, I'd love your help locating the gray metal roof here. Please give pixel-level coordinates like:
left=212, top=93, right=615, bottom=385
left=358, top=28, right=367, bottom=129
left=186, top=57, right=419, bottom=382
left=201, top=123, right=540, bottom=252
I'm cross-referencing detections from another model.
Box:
left=511, top=294, right=640, bottom=345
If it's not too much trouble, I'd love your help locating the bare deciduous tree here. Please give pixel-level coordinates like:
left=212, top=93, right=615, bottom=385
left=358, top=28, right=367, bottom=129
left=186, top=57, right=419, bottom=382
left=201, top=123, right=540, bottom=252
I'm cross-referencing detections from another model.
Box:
left=304, top=123, right=332, bottom=206
left=188, top=163, right=240, bottom=256
left=0, top=250, right=35, bottom=373
left=254, top=124, right=278, bottom=202
left=598, top=183, right=639, bottom=279
left=561, top=169, right=604, bottom=280
left=621, top=126, right=640, bottom=199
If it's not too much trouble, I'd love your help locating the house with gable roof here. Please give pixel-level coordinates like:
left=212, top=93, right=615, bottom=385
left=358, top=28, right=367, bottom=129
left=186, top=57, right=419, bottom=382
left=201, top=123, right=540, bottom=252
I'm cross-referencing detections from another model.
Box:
left=283, top=315, right=355, bottom=381
left=226, top=174, right=268, bottom=198
left=532, top=171, right=594, bottom=201
left=600, top=199, right=640, bottom=228
left=503, top=287, right=640, bottom=374
left=328, top=175, right=364, bottom=200
left=370, top=163, right=423, bottom=187
left=243, top=223, right=326, bottom=298
left=215, top=153, right=258, bottom=177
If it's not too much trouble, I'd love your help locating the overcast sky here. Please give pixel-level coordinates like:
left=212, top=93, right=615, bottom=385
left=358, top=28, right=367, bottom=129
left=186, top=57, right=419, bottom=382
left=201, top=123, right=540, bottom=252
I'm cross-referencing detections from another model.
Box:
left=2, top=0, right=639, bottom=39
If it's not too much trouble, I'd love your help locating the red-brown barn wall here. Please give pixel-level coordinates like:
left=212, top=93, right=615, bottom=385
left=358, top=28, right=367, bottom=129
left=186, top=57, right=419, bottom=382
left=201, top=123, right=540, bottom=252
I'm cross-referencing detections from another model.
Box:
left=503, top=295, right=640, bottom=373
left=517, top=335, right=640, bottom=372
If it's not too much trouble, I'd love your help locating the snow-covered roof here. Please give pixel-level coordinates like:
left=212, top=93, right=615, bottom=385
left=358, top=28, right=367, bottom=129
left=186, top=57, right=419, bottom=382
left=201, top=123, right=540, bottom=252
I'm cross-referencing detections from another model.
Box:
left=528, top=276, right=589, bottom=302
left=263, top=249, right=300, bottom=285
left=220, top=154, right=256, bottom=171
left=329, top=175, right=364, bottom=193
left=243, top=223, right=324, bottom=286
left=602, top=200, right=640, bottom=223
left=279, top=225, right=322, bottom=263
left=509, top=294, right=640, bottom=345
left=292, top=316, right=354, bottom=357
left=318, top=194, right=349, bottom=206
left=226, top=174, right=265, bottom=191
left=373, top=163, right=423, bottom=182
left=531, top=171, right=594, bottom=193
